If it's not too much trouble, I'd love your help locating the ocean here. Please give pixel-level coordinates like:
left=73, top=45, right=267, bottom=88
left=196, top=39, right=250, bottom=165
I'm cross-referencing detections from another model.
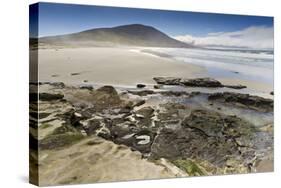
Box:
left=140, top=47, right=274, bottom=85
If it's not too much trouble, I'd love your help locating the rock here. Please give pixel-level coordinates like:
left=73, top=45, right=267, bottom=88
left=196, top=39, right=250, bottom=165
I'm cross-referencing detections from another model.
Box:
left=157, top=103, right=187, bottom=122
left=49, top=82, right=65, bottom=88
left=154, top=77, right=223, bottom=87
left=128, top=90, right=155, bottom=96
left=136, top=106, right=154, bottom=118
left=39, top=93, right=64, bottom=101
left=96, top=85, right=117, bottom=94
left=136, top=84, right=146, bottom=88
left=92, top=86, right=122, bottom=108
left=83, top=80, right=88, bottom=83
left=70, top=72, right=80, bottom=76
left=180, top=77, right=223, bottom=87
left=224, top=84, right=247, bottom=89
left=132, top=99, right=146, bottom=107
left=208, top=92, right=273, bottom=112
left=151, top=109, right=258, bottom=169
left=153, top=77, right=246, bottom=89
left=79, top=85, right=94, bottom=91
left=135, top=107, right=155, bottom=129
left=118, top=104, right=133, bottom=114
left=59, top=109, right=84, bottom=128
left=124, top=99, right=145, bottom=110
left=153, top=77, right=181, bottom=85
left=38, top=112, right=51, bottom=119
left=84, top=119, right=103, bottom=135
left=182, top=109, right=256, bottom=139
left=154, top=84, right=163, bottom=89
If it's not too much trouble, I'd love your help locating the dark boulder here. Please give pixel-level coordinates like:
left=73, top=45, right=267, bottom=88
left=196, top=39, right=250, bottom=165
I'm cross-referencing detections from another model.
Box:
left=136, top=84, right=146, bottom=88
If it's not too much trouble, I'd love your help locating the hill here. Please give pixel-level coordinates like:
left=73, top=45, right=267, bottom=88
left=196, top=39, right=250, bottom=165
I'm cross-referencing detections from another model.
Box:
left=38, top=24, right=191, bottom=48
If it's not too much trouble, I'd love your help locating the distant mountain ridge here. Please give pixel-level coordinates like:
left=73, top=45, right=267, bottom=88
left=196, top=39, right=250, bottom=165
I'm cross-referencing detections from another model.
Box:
left=38, top=24, right=191, bottom=48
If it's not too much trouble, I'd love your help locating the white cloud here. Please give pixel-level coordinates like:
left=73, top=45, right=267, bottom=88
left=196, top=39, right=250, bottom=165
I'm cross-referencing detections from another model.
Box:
left=174, top=26, right=273, bottom=49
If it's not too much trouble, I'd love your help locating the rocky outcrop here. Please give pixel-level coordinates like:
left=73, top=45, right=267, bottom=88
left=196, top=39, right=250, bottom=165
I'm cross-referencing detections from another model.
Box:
left=33, top=82, right=273, bottom=182
left=153, top=77, right=246, bottom=89
left=180, top=77, right=223, bottom=87
left=150, top=109, right=261, bottom=172
left=208, top=92, right=273, bottom=112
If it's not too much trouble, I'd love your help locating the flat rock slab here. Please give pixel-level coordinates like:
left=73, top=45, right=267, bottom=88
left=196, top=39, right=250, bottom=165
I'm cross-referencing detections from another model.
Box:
left=153, top=77, right=246, bottom=89
left=208, top=92, right=273, bottom=112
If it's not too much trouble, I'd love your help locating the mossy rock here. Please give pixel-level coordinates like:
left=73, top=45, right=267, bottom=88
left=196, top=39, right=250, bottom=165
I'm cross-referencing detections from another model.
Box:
left=172, top=159, right=206, bottom=176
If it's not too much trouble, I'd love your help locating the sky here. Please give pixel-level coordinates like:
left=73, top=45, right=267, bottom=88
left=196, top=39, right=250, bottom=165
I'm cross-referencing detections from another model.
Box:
left=30, top=2, right=274, bottom=49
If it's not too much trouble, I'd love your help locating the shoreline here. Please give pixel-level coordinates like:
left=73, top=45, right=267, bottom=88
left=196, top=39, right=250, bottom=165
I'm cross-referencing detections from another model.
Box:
left=34, top=46, right=273, bottom=99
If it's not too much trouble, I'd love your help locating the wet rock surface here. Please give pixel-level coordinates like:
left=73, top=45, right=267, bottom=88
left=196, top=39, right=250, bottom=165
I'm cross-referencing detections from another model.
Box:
left=180, top=77, right=223, bottom=87
left=153, top=77, right=247, bottom=89
left=31, top=81, right=273, bottom=181
left=208, top=92, right=273, bottom=112
left=151, top=109, right=262, bottom=170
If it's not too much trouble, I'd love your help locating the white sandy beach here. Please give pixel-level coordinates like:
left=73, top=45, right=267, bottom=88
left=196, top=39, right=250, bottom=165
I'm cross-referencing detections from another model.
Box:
left=32, top=46, right=273, bottom=98
left=35, top=47, right=203, bottom=86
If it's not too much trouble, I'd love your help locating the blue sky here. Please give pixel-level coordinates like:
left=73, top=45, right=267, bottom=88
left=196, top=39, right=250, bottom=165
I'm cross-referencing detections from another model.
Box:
left=30, top=2, right=273, bottom=49
left=30, top=2, right=273, bottom=38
